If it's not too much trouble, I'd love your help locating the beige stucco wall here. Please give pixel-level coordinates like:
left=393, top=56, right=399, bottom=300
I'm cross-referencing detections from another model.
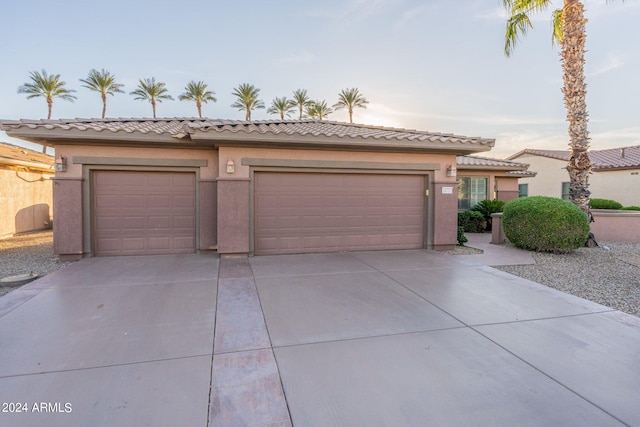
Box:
left=0, top=166, right=53, bottom=238
left=514, top=154, right=640, bottom=206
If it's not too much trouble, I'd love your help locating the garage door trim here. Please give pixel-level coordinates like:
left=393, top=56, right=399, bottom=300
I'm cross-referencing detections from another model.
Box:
left=82, top=164, right=201, bottom=256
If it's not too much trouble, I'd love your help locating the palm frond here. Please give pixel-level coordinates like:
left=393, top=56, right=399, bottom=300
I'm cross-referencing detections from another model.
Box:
left=551, top=8, right=564, bottom=47
left=504, top=13, right=533, bottom=57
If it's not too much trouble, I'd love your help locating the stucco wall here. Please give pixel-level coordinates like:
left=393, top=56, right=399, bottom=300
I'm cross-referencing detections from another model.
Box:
left=514, top=154, right=640, bottom=206
left=0, top=167, right=53, bottom=238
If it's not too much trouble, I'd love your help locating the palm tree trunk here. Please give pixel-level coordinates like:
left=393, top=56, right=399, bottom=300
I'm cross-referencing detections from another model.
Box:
left=47, top=98, right=53, bottom=120
left=561, top=0, right=591, bottom=216
left=152, top=100, right=157, bottom=119
left=246, top=109, right=251, bottom=121
left=102, top=93, right=107, bottom=119
left=197, top=102, right=202, bottom=119
left=348, top=108, right=353, bottom=123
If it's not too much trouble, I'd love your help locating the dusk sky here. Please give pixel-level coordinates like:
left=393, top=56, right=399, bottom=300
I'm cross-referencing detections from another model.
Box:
left=1, top=0, right=638, bottom=158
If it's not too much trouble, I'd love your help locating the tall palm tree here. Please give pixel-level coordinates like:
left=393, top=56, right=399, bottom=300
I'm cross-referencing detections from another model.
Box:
left=305, top=100, right=333, bottom=120
left=333, top=88, right=368, bottom=123
left=231, top=83, right=265, bottom=121
left=79, top=69, right=124, bottom=119
left=18, top=69, right=77, bottom=121
left=503, top=0, right=623, bottom=215
left=267, top=97, right=296, bottom=120
left=130, top=77, right=173, bottom=119
left=179, top=80, right=216, bottom=118
left=291, top=89, right=313, bottom=120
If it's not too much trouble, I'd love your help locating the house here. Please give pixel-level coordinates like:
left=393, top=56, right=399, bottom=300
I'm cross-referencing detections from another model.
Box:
left=508, top=146, right=640, bottom=206
left=0, top=142, right=54, bottom=238
left=0, top=118, right=496, bottom=260
left=456, top=155, right=536, bottom=210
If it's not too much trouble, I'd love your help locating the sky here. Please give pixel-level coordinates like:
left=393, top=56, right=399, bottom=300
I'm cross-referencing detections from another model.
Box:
left=0, top=0, right=638, bottom=159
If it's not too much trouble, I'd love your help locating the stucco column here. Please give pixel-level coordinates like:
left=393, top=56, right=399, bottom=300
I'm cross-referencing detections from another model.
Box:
left=199, top=179, right=217, bottom=250
left=52, top=178, right=84, bottom=261
left=216, top=178, right=250, bottom=255
left=432, top=181, right=458, bottom=250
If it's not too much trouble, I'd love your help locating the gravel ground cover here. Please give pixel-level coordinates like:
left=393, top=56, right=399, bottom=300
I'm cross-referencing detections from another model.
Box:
left=1, top=232, right=638, bottom=317
left=0, top=230, right=69, bottom=297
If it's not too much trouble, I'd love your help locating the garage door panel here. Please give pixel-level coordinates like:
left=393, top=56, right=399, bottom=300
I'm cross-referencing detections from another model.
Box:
left=93, top=171, right=196, bottom=256
left=254, top=172, right=425, bottom=255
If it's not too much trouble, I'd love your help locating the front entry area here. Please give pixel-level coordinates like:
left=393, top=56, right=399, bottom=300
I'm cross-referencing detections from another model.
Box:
left=253, top=172, right=426, bottom=255
left=92, top=171, right=196, bottom=256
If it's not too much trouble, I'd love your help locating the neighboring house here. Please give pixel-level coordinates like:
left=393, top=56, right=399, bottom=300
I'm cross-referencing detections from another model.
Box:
left=0, top=118, right=495, bottom=260
left=0, top=142, right=54, bottom=238
left=508, top=146, right=640, bottom=206
left=456, top=155, right=536, bottom=210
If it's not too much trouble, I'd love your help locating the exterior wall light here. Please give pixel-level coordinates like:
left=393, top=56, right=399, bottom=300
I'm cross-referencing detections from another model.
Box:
left=226, top=158, right=235, bottom=174
left=54, top=155, right=67, bottom=172
left=446, top=164, right=457, bottom=177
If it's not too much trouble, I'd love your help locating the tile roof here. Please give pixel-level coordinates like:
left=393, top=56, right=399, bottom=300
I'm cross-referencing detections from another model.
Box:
left=508, top=146, right=640, bottom=171
left=457, top=155, right=529, bottom=170
left=0, top=118, right=495, bottom=154
left=0, top=142, right=54, bottom=171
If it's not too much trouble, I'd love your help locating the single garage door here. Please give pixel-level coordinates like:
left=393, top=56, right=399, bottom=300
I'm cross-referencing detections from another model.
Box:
left=254, top=172, right=425, bottom=255
left=92, top=171, right=196, bottom=256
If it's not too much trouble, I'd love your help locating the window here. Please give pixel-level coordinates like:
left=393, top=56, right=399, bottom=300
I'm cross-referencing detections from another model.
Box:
left=457, top=177, right=487, bottom=210
left=518, top=183, right=528, bottom=198
left=561, top=182, right=570, bottom=200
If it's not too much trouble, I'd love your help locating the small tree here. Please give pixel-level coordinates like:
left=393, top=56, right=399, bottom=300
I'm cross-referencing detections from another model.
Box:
left=79, top=69, right=124, bottom=119
left=267, top=97, right=296, bottom=119
left=291, top=89, right=313, bottom=120
left=305, top=100, right=333, bottom=120
left=231, top=83, right=265, bottom=121
left=179, top=80, right=216, bottom=118
left=333, top=87, right=368, bottom=123
left=18, top=69, right=77, bottom=121
left=130, top=77, right=173, bottom=118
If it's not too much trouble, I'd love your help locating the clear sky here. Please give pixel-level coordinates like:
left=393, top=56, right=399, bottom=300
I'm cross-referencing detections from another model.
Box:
left=1, top=0, right=638, bottom=158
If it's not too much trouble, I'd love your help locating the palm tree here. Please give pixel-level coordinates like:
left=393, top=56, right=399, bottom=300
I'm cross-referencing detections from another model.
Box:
left=305, top=100, right=333, bottom=120
left=79, top=69, right=124, bottom=119
left=333, top=88, right=368, bottom=123
left=267, top=97, right=296, bottom=120
left=503, top=0, right=623, bottom=215
left=291, top=89, right=313, bottom=120
left=231, top=83, right=265, bottom=121
left=18, top=69, right=77, bottom=121
left=130, top=77, right=173, bottom=118
left=179, top=80, right=216, bottom=118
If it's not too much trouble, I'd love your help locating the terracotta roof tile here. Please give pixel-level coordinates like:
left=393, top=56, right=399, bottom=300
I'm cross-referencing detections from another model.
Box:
left=457, top=155, right=529, bottom=170
left=508, top=146, right=640, bottom=170
left=0, top=142, right=53, bottom=168
left=0, top=118, right=495, bottom=151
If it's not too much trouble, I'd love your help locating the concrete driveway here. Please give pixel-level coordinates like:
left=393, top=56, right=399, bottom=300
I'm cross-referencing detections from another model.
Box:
left=1, top=250, right=639, bottom=426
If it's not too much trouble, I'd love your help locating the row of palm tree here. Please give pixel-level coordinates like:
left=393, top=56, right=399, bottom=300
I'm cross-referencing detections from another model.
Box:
left=17, top=70, right=369, bottom=123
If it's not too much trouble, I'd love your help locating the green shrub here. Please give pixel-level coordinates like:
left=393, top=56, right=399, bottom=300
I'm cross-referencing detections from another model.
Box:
left=457, top=211, right=485, bottom=233
left=457, top=226, right=468, bottom=246
left=471, top=199, right=505, bottom=231
left=621, top=206, right=640, bottom=211
left=590, top=198, right=622, bottom=209
left=502, top=196, right=589, bottom=253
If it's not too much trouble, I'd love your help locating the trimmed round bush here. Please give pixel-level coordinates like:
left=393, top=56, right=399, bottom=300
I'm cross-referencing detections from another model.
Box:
left=590, top=198, right=622, bottom=210
left=502, top=196, right=590, bottom=253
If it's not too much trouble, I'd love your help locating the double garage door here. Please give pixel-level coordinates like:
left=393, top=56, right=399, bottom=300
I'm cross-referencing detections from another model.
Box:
left=254, top=172, right=426, bottom=255
left=92, top=171, right=196, bottom=256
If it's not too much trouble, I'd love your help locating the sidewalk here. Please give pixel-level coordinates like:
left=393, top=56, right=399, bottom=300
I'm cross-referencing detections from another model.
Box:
left=454, top=232, right=535, bottom=266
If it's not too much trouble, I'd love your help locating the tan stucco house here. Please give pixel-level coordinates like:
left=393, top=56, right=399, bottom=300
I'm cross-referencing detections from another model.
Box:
left=0, top=142, right=54, bottom=238
left=508, top=146, right=640, bottom=206
left=456, top=155, right=536, bottom=210
left=0, top=118, right=497, bottom=260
